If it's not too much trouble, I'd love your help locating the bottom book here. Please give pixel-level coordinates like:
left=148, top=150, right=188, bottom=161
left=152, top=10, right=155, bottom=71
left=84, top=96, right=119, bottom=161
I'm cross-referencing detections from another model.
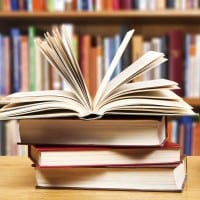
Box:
left=34, top=159, right=186, bottom=191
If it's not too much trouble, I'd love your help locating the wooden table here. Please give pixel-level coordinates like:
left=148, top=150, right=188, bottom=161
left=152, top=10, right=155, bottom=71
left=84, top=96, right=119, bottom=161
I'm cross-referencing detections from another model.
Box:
left=0, top=156, right=199, bottom=200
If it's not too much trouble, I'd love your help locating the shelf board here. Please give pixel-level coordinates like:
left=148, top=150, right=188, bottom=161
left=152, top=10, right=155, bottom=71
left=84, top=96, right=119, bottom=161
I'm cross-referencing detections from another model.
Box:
left=0, top=10, right=200, bottom=24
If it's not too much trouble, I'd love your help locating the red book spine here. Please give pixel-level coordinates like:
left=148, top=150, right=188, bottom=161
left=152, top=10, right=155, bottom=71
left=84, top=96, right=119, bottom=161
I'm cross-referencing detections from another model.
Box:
left=168, top=30, right=185, bottom=97
left=78, top=35, right=91, bottom=91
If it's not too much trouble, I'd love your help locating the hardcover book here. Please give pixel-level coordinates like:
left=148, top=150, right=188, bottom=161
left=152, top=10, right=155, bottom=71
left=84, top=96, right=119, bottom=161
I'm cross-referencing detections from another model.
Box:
left=18, top=116, right=166, bottom=146
left=29, top=141, right=182, bottom=167
left=34, top=158, right=186, bottom=191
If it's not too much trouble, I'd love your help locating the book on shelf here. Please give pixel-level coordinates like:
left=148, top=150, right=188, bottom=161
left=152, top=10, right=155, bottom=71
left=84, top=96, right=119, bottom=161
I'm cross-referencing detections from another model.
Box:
left=18, top=116, right=166, bottom=146
left=168, top=30, right=185, bottom=97
left=29, top=141, right=182, bottom=167
left=34, top=157, right=186, bottom=191
left=10, top=28, right=21, bottom=93
left=0, top=26, right=194, bottom=120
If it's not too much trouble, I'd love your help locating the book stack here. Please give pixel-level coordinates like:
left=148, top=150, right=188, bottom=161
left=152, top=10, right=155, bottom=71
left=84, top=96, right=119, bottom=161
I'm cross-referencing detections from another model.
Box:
left=0, top=26, right=194, bottom=191
left=18, top=116, right=186, bottom=191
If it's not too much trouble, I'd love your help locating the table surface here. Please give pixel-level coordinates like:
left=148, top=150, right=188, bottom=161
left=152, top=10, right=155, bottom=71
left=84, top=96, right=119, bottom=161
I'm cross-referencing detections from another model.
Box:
left=0, top=156, right=199, bottom=200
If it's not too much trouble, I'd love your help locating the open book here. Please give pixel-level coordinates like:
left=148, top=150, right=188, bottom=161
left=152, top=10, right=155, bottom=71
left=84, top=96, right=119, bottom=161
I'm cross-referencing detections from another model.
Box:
left=0, top=27, right=194, bottom=120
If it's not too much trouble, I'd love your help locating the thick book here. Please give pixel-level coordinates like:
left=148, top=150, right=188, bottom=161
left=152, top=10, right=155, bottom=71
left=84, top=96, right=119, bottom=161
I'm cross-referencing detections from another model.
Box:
left=18, top=116, right=166, bottom=146
left=0, top=26, right=194, bottom=120
left=34, top=159, right=186, bottom=191
left=29, top=141, right=181, bottom=167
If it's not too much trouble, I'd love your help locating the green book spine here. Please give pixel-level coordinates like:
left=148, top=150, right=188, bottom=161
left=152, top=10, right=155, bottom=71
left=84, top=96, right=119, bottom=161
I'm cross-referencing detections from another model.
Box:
left=47, top=0, right=54, bottom=12
left=28, top=26, right=36, bottom=91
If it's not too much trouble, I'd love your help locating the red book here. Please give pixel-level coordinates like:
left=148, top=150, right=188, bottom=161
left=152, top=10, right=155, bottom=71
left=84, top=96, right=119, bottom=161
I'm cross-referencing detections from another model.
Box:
left=28, top=141, right=181, bottom=167
left=192, top=122, right=200, bottom=155
left=32, top=0, right=46, bottom=11
left=3, top=36, right=11, bottom=95
left=20, top=36, right=29, bottom=92
left=119, top=0, right=132, bottom=10
left=78, top=34, right=91, bottom=91
left=168, top=30, right=185, bottom=96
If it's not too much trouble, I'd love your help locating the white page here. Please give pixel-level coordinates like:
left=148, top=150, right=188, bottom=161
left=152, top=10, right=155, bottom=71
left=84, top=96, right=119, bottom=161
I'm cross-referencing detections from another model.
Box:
left=93, top=29, right=135, bottom=108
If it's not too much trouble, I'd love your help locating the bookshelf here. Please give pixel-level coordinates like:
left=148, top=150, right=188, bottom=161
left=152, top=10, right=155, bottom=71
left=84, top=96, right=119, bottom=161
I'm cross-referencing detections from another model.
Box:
left=1, top=10, right=200, bottom=24
left=0, top=9, right=200, bottom=156
left=0, top=10, right=200, bottom=105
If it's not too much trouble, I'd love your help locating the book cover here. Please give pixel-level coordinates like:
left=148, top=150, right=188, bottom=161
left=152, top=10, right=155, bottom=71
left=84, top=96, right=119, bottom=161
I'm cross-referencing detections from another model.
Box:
left=3, top=36, right=11, bottom=95
left=10, top=28, right=21, bottom=93
left=192, top=119, right=200, bottom=155
left=20, top=35, right=29, bottom=92
left=168, top=30, right=185, bottom=97
left=28, top=26, right=36, bottom=91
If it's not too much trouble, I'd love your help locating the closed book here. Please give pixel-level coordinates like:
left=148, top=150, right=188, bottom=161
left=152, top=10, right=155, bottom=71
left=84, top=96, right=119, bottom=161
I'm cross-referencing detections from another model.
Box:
left=168, top=30, right=185, bottom=96
left=192, top=121, right=200, bottom=155
left=34, top=158, right=186, bottom=191
left=18, top=116, right=167, bottom=146
left=32, top=0, right=46, bottom=11
left=10, top=28, right=21, bottom=93
left=20, top=35, right=29, bottom=91
left=29, top=141, right=181, bottom=167
left=78, top=34, right=91, bottom=91
left=28, top=26, right=36, bottom=91
left=3, top=36, right=11, bottom=95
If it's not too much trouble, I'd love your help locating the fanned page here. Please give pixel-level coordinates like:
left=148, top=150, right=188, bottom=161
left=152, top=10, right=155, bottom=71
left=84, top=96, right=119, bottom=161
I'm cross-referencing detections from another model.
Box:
left=0, top=90, right=89, bottom=119
left=93, top=30, right=135, bottom=108
left=94, top=79, right=194, bottom=116
left=94, top=51, right=167, bottom=108
left=35, top=27, right=91, bottom=111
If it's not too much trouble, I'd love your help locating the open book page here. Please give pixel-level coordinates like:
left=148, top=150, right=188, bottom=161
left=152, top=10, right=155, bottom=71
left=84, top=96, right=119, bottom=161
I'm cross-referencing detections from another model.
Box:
left=96, top=79, right=179, bottom=108
left=96, top=86, right=193, bottom=116
left=61, top=26, right=92, bottom=108
left=35, top=27, right=91, bottom=111
left=93, top=29, right=135, bottom=108
left=0, top=90, right=89, bottom=119
left=94, top=51, right=167, bottom=110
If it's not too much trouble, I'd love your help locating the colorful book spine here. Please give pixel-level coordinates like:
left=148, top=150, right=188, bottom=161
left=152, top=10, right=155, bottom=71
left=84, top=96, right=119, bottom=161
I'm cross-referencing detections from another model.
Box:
left=168, top=30, right=185, bottom=97
left=28, top=26, right=36, bottom=91
left=10, top=28, right=21, bottom=93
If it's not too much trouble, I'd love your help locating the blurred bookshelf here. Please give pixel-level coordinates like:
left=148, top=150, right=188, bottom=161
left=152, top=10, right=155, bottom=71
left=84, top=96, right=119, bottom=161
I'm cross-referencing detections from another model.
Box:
left=0, top=0, right=200, bottom=156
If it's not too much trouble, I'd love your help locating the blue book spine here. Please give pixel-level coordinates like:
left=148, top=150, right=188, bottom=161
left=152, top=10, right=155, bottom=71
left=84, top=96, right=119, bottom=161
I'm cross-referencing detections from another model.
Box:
left=25, top=0, right=32, bottom=11
left=179, top=116, right=193, bottom=155
left=10, top=28, right=21, bottom=93
left=11, top=0, right=19, bottom=11
left=184, top=34, right=191, bottom=97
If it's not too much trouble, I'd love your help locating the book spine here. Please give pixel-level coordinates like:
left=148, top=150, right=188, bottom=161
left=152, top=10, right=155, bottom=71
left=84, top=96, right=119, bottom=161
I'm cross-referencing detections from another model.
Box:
left=0, top=34, right=4, bottom=94
left=192, top=119, right=200, bottom=155
left=78, top=34, right=91, bottom=91
left=3, top=36, right=11, bottom=95
left=168, top=30, right=185, bottom=97
left=28, top=26, right=36, bottom=91
left=20, top=35, right=29, bottom=91
left=10, top=28, right=21, bottom=93
left=10, top=0, right=19, bottom=10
